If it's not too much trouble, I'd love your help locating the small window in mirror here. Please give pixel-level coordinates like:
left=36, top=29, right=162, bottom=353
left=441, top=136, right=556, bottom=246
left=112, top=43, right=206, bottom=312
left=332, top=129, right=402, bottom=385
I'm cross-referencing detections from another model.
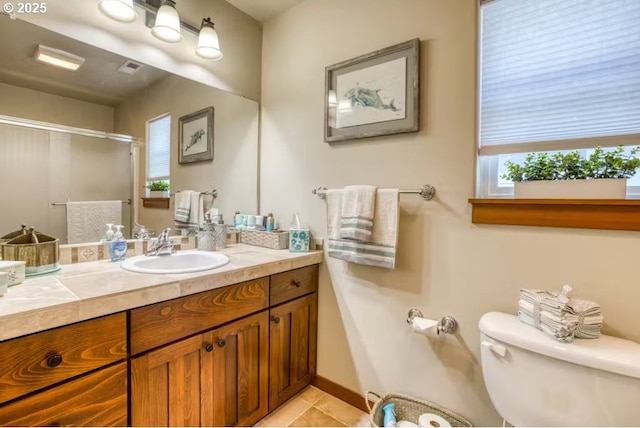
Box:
left=147, top=113, right=170, bottom=183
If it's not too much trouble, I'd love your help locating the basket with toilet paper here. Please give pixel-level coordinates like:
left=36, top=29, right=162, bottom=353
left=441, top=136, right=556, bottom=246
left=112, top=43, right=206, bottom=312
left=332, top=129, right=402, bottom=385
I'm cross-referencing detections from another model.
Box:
left=366, top=391, right=473, bottom=427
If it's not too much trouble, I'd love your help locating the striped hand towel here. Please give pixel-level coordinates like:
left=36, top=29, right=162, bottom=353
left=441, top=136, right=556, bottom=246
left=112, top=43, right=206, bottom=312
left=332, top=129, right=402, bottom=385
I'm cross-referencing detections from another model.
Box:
left=174, top=191, right=199, bottom=232
left=339, top=185, right=376, bottom=242
left=327, top=188, right=399, bottom=269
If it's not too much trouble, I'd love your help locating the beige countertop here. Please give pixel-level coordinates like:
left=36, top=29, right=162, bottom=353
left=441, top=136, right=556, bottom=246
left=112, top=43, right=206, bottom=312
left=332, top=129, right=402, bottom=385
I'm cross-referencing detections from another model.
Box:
left=0, top=244, right=323, bottom=342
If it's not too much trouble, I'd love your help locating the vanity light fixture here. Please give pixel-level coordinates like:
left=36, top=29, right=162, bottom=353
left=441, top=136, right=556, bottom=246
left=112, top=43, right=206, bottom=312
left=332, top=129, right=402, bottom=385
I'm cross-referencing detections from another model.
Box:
left=33, top=45, right=85, bottom=71
left=97, top=0, right=137, bottom=23
left=196, top=18, right=223, bottom=60
left=151, top=0, right=182, bottom=43
left=96, top=0, right=222, bottom=60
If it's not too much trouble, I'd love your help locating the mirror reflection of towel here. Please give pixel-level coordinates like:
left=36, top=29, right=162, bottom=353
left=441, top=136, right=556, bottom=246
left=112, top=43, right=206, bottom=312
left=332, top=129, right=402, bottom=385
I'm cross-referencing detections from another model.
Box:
left=174, top=191, right=214, bottom=232
left=66, top=201, right=122, bottom=244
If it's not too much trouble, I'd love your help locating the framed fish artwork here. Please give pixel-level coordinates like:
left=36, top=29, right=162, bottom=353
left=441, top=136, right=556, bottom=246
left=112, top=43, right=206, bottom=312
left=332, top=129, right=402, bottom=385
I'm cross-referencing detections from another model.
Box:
left=324, top=38, right=420, bottom=143
left=178, top=107, right=214, bottom=164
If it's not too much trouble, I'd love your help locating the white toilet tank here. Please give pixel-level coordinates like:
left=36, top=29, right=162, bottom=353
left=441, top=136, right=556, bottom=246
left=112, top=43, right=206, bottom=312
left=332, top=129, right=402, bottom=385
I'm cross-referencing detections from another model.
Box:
left=479, top=312, right=640, bottom=427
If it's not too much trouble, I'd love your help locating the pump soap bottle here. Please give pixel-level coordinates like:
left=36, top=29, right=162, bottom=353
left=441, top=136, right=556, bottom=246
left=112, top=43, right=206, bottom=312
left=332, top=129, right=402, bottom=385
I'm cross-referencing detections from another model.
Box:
left=109, top=225, right=128, bottom=261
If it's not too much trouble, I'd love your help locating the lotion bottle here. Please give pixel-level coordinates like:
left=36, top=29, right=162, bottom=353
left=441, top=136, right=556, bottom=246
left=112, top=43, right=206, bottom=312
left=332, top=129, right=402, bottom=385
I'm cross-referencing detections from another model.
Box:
left=266, top=213, right=275, bottom=231
left=382, top=403, right=398, bottom=427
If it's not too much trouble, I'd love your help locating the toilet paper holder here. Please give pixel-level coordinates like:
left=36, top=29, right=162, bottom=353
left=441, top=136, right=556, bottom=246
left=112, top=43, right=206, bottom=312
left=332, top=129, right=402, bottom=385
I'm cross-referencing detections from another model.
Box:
left=406, top=308, right=458, bottom=335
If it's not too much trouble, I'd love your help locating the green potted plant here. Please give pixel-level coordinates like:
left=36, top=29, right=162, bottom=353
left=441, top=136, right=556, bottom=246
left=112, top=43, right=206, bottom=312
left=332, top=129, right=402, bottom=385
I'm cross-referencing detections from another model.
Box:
left=146, top=180, right=170, bottom=198
left=502, top=146, right=640, bottom=199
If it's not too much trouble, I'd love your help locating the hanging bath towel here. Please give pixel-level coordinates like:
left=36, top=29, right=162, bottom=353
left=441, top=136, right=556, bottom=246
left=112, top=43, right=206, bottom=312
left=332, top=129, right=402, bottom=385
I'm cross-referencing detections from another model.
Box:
left=66, top=200, right=122, bottom=244
left=327, top=188, right=399, bottom=269
left=340, top=185, right=377, bottom=242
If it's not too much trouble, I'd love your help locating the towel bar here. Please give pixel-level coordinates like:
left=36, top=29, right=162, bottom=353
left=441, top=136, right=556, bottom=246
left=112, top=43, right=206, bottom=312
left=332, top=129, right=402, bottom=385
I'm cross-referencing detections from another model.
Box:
left=52, top=199, right=131, bottom=206
left=170, top=189, right=218, bottom=197
left=312, top=184, right=436, bottom=201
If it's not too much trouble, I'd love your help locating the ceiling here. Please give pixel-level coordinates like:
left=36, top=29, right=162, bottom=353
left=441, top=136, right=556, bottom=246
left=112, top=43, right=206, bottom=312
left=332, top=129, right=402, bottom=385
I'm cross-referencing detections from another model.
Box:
left=226, top=0, right=304, bottom=22
left=0, top=14, right=169, bottom=106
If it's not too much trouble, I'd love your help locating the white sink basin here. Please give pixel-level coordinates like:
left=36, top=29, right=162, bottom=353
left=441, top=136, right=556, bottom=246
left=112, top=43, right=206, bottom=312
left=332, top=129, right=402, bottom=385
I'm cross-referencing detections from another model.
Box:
left=121, top=250, right=229, bottom=274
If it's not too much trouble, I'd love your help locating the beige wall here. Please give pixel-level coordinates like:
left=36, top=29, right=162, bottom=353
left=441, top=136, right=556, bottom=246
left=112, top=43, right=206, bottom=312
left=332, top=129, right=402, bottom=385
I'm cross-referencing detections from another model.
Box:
left=0, top=82, right=114, bottom=131
left=115, top=74, right=258, bottom=235
left=261, top=0, right=640, bottom=425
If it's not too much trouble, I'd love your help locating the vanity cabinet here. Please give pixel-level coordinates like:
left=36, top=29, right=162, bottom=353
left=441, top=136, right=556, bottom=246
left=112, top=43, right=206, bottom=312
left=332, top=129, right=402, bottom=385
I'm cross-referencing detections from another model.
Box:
left=130, top=311, right=269, bottom=427
left=0, top=313, right=128, bottom=426
left=269, top=292, right=318, bottom=410
left=0, top=363, right=127, bottom=427
left=0, top=262, right=319, bottom=427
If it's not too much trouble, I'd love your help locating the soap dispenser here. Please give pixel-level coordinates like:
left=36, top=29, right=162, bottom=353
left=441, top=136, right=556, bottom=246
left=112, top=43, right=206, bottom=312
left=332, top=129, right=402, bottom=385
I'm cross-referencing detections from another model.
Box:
left=109, top=225, right=127, bottom=261
left=104, top=224, right=115, bottom=242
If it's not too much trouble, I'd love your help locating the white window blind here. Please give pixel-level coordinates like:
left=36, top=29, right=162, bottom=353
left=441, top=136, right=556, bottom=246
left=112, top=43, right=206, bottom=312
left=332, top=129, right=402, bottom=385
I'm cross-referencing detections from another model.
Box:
left=479, top=0, right=640, bottom=156
left=147, top=114, right=170, bottom=180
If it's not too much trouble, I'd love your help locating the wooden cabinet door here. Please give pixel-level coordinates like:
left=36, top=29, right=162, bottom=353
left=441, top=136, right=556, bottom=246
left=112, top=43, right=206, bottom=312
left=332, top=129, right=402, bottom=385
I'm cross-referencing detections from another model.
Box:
left=131, top=334, right=214, bottom=427
left=269, top=293, right=318, bottom=411
left=211, top=311, right=269, bottom=427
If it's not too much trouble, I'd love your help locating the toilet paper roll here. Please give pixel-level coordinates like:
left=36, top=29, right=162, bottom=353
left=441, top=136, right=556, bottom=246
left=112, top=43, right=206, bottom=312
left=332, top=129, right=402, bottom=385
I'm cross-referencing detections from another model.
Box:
left=411, top=317, right=438, bottom=335
left=418, top=413, right=451, bottom=428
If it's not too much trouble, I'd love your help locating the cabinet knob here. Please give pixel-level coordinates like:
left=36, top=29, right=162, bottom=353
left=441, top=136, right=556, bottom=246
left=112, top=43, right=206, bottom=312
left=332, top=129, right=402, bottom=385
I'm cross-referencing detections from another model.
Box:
left=217, top=339, right=226, bottom=348
left=291, top=280, right=301, bottom=288
left=273, top=316, right=281, bottom=324
left=46, top=354, right=63, bottom=368
left=205, top=343, right=214, bottom=352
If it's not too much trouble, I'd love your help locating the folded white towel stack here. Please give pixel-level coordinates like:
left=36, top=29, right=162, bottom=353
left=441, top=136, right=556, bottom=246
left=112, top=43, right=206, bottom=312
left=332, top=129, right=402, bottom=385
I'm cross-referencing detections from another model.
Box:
left=518, top=285, right=603, bottom=343
left=340, top=185, right=377, bottom=242
left=326, top=188, right=399, bottom=269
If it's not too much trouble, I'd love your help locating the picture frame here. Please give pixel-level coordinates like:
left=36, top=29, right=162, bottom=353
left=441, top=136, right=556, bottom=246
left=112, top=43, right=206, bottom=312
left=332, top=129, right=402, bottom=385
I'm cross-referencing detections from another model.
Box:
left=324, top=38, right=420, bottom=143
left=178, top=107, right=214, bottom=164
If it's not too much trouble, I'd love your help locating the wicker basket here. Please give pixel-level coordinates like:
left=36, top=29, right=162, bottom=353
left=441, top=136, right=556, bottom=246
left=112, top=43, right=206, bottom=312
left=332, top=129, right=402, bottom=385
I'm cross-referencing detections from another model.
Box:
left=366, top=391, right=473, bottom=427
left=240, top=230, right=289, bottom=250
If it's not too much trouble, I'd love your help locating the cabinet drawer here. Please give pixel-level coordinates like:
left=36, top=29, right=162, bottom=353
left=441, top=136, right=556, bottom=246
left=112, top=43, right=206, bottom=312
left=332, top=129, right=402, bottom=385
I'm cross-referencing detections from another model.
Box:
left=130, top=277, right=269, bottom=355
left=0, top=313, right=127, bottom=403
left=0, top=362, right=128, bottom=427
left=270, top=265, right=318, bottom=306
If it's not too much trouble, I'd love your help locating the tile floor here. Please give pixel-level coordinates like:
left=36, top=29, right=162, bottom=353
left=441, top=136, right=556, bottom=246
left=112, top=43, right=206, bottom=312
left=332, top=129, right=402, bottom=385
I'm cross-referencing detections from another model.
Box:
left=254, top=386, right=370, bottom=427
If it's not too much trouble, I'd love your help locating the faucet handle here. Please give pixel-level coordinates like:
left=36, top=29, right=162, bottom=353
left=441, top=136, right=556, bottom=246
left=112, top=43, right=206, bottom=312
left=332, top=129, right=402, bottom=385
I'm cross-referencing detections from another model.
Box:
left=159, top=227, right=171, bottom=241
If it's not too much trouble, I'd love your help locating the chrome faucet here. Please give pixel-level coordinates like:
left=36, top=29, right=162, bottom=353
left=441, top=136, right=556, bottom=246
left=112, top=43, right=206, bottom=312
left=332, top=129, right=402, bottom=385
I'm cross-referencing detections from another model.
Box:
left=146, top=227, right=175, bottom=256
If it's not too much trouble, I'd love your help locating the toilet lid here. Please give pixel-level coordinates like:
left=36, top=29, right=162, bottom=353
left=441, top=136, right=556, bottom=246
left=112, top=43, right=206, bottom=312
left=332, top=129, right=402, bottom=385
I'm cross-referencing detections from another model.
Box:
left=479, top=312, right=640, bottom=379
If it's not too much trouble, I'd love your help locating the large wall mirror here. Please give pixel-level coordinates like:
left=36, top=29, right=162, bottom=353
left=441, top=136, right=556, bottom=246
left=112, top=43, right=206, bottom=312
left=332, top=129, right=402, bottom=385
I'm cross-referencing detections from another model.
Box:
left=0, top=14, right=258, bottom=244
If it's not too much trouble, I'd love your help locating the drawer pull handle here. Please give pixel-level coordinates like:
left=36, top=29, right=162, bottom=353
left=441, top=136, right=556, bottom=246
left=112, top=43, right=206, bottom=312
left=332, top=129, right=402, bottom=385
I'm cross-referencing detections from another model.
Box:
left=291, top=280, right=301, bottom=288
left=46, top=354, right=63, bottom=368
left=205, top=344, right=214, bottom=353
left=217, top=339, right=226, bottom=348
left=273, top=316, right=281, bottom=324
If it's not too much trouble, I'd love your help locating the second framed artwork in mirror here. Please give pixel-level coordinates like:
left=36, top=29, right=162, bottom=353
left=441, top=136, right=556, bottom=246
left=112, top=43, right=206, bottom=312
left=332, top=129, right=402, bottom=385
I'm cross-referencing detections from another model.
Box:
left=178, top=107, right=214, bottom=164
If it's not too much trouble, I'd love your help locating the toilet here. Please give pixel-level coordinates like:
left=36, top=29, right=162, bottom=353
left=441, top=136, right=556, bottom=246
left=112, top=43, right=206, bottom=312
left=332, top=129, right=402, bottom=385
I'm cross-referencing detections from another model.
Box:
left=479, top=312, right=640, bottom=426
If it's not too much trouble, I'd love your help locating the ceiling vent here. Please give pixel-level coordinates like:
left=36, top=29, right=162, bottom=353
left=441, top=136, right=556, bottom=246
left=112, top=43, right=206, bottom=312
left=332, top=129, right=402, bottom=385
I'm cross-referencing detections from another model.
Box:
left=118, top=60, right=144, bottom=75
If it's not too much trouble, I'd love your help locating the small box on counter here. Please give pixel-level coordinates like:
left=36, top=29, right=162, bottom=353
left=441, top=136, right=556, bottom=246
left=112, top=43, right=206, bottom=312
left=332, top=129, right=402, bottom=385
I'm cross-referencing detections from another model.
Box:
left=240, top=230, right=289, bottom=250
left=289, top=229, right=310, bottom=253
left=0, top=260, right=26, bottom=286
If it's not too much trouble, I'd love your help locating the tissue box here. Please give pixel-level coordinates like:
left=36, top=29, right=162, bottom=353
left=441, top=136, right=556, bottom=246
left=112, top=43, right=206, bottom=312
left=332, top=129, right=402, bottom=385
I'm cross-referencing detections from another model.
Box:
left=0, top=260, right=26, bottom=286
left=240, top=230, right=289, bottom=250
left=289, top=229, right=310, bottom=252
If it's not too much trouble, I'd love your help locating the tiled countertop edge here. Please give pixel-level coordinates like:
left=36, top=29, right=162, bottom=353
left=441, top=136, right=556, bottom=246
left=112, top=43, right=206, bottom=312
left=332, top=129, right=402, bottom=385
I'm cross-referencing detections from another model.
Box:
left=0, top=245, right=323, bottom=342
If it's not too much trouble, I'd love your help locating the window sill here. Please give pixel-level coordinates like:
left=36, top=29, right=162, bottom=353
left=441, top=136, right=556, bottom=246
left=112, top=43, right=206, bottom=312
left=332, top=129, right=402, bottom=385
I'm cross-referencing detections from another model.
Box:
left=142, top=197, right=170, bottom=209
left=468, top=198, right=640, bottom=231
